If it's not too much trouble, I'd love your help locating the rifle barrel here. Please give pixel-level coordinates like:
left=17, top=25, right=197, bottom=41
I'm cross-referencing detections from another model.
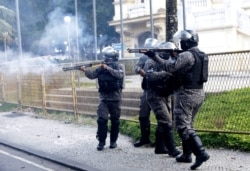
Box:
left=127, top=48, right=183, bottom=53
left=61, top=61, right=109, bottom=72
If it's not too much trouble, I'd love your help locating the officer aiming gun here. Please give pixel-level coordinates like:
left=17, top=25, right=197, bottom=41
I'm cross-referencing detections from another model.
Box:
left=62, top=61, right=108, bottom=72
left=127, top=48, right=183, bottom=54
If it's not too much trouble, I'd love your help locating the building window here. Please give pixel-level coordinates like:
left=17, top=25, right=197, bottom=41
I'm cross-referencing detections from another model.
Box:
left=187, top=0, right=208, bottom=8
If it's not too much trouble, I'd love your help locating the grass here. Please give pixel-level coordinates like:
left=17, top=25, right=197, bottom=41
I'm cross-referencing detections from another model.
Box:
left=0, top=87, right=249, bottom=151
left=196, top=88, right=250, bottom=132
left=77, top=82, right=96, bottom=87
left=120, top=87, right=250, bottom=152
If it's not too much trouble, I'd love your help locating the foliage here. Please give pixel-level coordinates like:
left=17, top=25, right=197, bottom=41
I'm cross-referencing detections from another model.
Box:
left=199, top=133, right=250, bottom=151
left=0, top=0, right=119, bottom=57
left=0, top=102, right=19, bottom=111
left=0, top=4, right=16, bottom=48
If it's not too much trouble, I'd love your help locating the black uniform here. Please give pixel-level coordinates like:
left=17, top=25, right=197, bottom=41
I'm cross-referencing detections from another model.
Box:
left=84, top=62, right=124, bottom=150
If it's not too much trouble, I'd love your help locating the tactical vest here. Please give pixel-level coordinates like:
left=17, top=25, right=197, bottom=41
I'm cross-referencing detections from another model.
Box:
left=146, top=63, right=177, bottom=97
left=98, top=63, right=123, bottom=93
left=148, top=75, right=174, bottom=96
left=182, top=49, right=208, bottom=89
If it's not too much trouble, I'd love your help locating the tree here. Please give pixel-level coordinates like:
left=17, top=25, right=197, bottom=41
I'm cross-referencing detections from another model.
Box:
left=25, top=0, right=119, bottom=56
left=0, top=0, right=119, bottom=58
left=67, top=0, right=119, bottom=60
left=0, top=5, right=16, bottom=50
left=166, top=0, right=178, bottom=41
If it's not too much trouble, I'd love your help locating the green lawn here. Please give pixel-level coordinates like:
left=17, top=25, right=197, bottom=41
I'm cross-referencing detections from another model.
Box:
left=120, top=87, right=250, bottom=152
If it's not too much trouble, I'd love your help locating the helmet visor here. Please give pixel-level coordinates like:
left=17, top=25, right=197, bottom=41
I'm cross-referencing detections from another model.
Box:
left=173, top=30, right=192, bottom=43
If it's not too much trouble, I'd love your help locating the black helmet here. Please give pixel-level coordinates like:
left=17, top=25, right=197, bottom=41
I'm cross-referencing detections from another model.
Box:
left=102, top=46, right=119, bottom=62
left=173, top=30, right=199, bottom=50
left=144, top=38, right=158, bottom=48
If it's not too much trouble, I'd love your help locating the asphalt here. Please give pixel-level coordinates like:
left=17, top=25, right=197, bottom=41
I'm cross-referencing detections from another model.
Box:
left=0, top=111, right=249, bottom=171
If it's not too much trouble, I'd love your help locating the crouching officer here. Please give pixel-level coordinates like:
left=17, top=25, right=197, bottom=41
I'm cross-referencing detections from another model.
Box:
left=144, top=42, right=180, bottom=157
left=145, top=30, right=210, bottom=170
left=80, top=46, right=124, bottom=151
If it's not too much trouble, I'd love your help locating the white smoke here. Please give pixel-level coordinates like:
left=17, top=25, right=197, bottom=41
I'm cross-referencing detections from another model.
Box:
left=0, top=6, right=86, bottom=75
left=0, top=3, right=98, bottom=75
left=0, top=54, right=61, bottom=75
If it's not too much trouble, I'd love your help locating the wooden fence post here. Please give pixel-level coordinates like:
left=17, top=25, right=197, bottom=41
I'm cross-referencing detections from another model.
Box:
left=17, top=68, right=22, bottom=108
left=41, top=67, right=47, bottom=115
left=0, top=73, right=5, bottom=101
left=71, top=71, right=78, bottom=120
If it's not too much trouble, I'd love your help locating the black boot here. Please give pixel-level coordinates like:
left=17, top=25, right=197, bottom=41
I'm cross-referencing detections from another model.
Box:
left=96, top=117, right=108, bottom=151
left=134, top=117, right=151, bottom=147
left=176, top=140, right=192, bottom=163
left=154, top=126, right=168, bottom=154
left=189, top=133, right=210, bottom=170
left=110, top=119, right=120, bottom=149
left=97, top=142, right=105, bottom=151
left=160, top=123, right=181, bottom=157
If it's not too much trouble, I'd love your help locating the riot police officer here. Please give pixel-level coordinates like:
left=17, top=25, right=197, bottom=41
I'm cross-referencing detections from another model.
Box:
left=133, top=38, right=158, bottom=147
left=80, top=46, right=124, bottom=151
left=145, top=30, right=210, bottom=170
left=144, top=41, right=180, bottom=156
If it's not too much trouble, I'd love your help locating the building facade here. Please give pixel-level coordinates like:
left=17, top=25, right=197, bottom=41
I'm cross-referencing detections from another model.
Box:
left=109, top=0, right=250, bottom=57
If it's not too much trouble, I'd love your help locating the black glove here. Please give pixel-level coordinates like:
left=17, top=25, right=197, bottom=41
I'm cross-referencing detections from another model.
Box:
left=145, top=50, right=155, bottom=58
left=96, top=66, right=104, bottom=73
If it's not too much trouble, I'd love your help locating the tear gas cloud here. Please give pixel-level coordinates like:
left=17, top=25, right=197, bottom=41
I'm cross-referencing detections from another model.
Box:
left=39, top=7, right=90, bottom=54
left=1, top=4, right=94, bottom=75
left=0, top=54, right=61, bottom=75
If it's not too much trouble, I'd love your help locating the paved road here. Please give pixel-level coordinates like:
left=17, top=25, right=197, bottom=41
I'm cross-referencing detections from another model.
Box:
left=0, top=143, right=81, bottom=171
left=0, top=112, right=249, bottom=171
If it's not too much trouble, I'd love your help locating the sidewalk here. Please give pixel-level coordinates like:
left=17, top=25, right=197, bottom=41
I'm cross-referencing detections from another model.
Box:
left=0, top=112, right=249, bottom=171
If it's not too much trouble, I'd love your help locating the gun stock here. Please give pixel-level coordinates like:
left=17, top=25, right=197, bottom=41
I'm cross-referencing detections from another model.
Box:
left=127, top=48, right=183, bottom=54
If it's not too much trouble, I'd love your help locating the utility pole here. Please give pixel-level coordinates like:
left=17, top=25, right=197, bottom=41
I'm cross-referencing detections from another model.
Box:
left=75, top=0, right=80, bottom=62
left=149, top=0, right=154, bottom=38
left=119, top=0, right=124, bottom=59
left=182, top=0, right=187, bottom=29
left=15, top=0, right=23, bottom=61
left=166, top=0, right=178, bottom=41
left=93, top=0, right=98, bottom=61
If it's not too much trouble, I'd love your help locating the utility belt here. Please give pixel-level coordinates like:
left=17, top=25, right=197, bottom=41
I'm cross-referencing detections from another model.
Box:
left=178, top=84, right=203, bottom=90
left=147, top=79, right=175, bottom=97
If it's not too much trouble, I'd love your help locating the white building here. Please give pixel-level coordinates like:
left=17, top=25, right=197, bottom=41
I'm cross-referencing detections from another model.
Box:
left=109, top=0, right=250, bottom=56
